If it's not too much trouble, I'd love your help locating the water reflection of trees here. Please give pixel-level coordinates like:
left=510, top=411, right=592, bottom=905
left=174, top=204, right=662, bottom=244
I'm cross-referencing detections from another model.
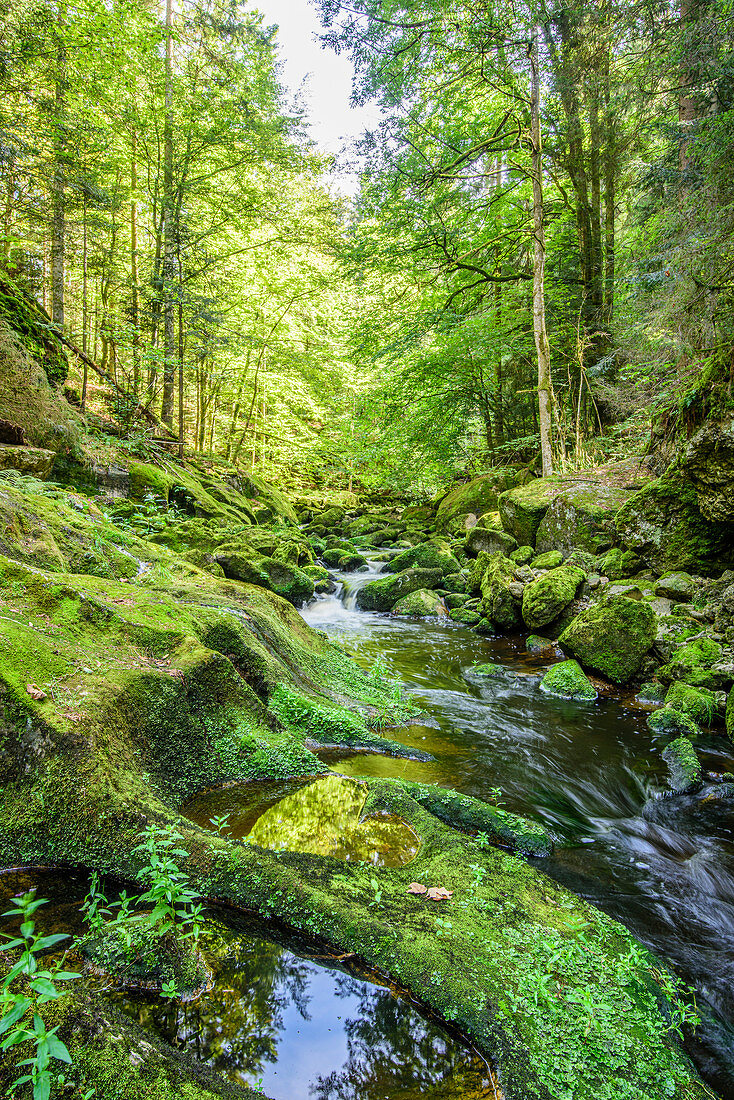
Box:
left=310, top=976, right=483, bottom=1100
left=249, top=776, right=419, bottom=867
left=120, top=934, right=312, bottom=1086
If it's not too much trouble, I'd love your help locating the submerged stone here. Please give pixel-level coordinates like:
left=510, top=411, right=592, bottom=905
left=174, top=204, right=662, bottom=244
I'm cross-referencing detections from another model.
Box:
left=248, top=775, right=420, bottom=867
left=526, top=634, right=554, bottom=653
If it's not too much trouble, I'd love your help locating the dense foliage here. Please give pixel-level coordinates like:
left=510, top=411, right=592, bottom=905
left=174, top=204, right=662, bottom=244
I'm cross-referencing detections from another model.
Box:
left=0, top=0, right=732, bottom=493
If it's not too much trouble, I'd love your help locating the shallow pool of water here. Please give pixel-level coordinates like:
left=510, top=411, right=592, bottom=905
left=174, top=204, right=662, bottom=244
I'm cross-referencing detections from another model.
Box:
left=0, top=869, right=491, bottom=1100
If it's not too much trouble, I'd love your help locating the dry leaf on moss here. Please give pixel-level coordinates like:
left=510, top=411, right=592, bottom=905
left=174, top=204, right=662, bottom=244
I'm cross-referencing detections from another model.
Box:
left=407, top=882, right=427, bottom=894
left=426, top=886, right=453, bottom=901
left=26, top=684, right=46, bottom=701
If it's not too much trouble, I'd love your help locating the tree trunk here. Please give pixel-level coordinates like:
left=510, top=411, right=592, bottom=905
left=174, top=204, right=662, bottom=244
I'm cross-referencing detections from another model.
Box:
left=161, top=0, right=175, bottom=426
left=530, top=32, right=554, bottom=478
left=51, top=33, right=66, bottom=334
left=130, top=128, right=141, bottom=399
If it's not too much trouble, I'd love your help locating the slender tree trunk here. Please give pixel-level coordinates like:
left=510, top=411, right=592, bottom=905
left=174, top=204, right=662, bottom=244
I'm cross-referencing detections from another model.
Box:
left=2, top=168, right=14, bottom=265
left=130, top=128, right=141, bottom=399
left=51, top=30, right=66, bottom=334
left=81, top=194, right=88, bottom=411
left=603, top=49, right=615, bottom=322
left=589, top=87, right=604, bottom=322
left=530, top=33, right=554, bottom=477
left=161, top=0, right=175, bottom=426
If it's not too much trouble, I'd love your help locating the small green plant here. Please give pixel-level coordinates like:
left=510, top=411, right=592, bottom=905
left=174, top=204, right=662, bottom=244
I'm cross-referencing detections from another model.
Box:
left=367, top=876, right=383, bottom=907
left=1, top=891, right=80, bottom=1100
left=134, top=823, right=204, bottom=945
left=208, top=812, right=231, bottom=836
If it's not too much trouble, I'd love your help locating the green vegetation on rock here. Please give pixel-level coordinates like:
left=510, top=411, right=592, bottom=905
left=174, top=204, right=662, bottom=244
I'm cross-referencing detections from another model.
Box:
left=541, top=660, right=598, bottom=701
left=522, top=565, right=586, bottom=631
left=559, top=596, right=657, bottom=683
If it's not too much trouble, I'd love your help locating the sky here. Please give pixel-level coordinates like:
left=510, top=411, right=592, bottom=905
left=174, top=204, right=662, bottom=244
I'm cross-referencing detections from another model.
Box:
left=252, top=0, right=381, bottom=194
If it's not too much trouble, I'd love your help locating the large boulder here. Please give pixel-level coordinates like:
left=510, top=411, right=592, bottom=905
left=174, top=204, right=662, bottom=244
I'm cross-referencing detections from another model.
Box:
left=498, top=478, right=562, bottom=546
left=356, top=567, right=443, bottom=611
left=683, top=417, right=734, bottom=522
left=0, top=443, right=55, bottom=478
left=535, top=482, right=632, bottom=555
left=559, top=595, right=658, bottom=683
left=615, top=470, right=734, bottom=573
left=382, top=540, right=460, bottom=577
left=521, top=564, right=586, bottom=631
left=215, top=550, right=315, bottom=605
left=434, top=470, right=517, bottom=532
left=464, top=526, right=517, bottom=557
left=479, top=553, right=520, bottom=630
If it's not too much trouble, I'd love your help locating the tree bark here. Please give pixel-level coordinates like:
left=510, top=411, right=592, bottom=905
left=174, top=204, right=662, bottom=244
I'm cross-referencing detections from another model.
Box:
left=530, top=32, right=554, bottom=477
left=161, top=0, right=176, bottom=426
left=51, top=29, right=66, bottom=334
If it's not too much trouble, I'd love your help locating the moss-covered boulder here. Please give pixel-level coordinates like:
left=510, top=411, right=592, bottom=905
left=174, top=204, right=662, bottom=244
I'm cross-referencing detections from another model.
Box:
left=616, top=470, right=734, bottom=573
left=510, top=544, right=534, bottom=565
left=521, top=565, right=586, bottom=631
left=464, top=526, right=517, bottom=557
left=0, top=443, right=55, bottom=478
left=392, top=588, right=447, bottom=617
left=531, top=549, right=564, bottom=570
left=215, top=550, right=314, bottom=605
left=662, top=736, right=703, bottom=793
left=356, top=567, right=443, bottom=611
left=498, top=478, right=562, bottom=546
left=664, top=682, right=718, bottom=726
left=434, top=470, right=517, bottom=532
left=559, top=596, right=658, bottom=683
left=479, top=553, right=520, bottom=630
left=683, top=418, right=734, bottom=523
left=535, top=481, right=633, bottom=555
left=526, top=634, right=554, bottom=653
left=382, top=540, right=460, bottom=577
left=655, top=572, right=695, bottom=602
left=540, top=660, right=597, bottom=700
left=648, top=706, right=702, bottom=739
left=662, top=637, right=724, bottom=685
left=727, top=687, right=734, bottom=742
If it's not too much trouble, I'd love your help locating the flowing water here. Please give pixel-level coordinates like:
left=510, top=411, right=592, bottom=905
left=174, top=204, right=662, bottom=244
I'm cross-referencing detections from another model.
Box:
left=293, top=551, right=734, bottom=1097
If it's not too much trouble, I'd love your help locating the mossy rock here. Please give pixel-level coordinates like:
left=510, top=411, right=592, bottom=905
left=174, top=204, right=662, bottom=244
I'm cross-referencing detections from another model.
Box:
left=647, top=706, right=702, bottom=739
left=382, top=540, right=460, bottom=577
left=449, top=608, right=482, bottom=626
left=497, top=478, right=565, bottom=547
left=664, top=682, right=718, bottom=726
left=541, top=660, right=597, bottom=701
left=531, top=549, right=564, bottom=570
left=215, top=550, right=314, bottom=606
left=510, top=544, right=534, bottom=565
left=559, top=596, right=658, bottom=684
left=0, top=443, right=55, bottom=478
left=616, top=469, right=734, bottom=573
left=434, top=470, right=517, bottom=532
left=392, top=588, right=446, bottom=618
left=526, top=634, right=554, bottom=653
left=479, top=553, right=520, bottom=630
left=128, top=461, right=173, bottom=503
left=0, top=276, right=68, bottom=386
left=442, top=572, right=467, bottom=593
left=597, top=547, right=641, bottom=580
left=727, top=687, right=734, bottom=742
left=655, top=571, right=695, bottom=603
left=356, top=567, right=443, bottom=611
left=535, top=481, right=634, bottom=555
left=667, top=637, right=724, bottom=680
left=636, top=681, right=667, bottom=705
left=662, top=735, right=703, bottom=793
left=464, top=526, right=517, bottom=557
left=521, top=565, right=586, bottom=632
left=471, top=662, right=504, bottom=677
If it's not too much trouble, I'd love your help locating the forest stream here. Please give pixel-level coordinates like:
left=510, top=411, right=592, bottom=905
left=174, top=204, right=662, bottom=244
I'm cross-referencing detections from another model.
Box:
left=180, top=552, right=734, bottom=1098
